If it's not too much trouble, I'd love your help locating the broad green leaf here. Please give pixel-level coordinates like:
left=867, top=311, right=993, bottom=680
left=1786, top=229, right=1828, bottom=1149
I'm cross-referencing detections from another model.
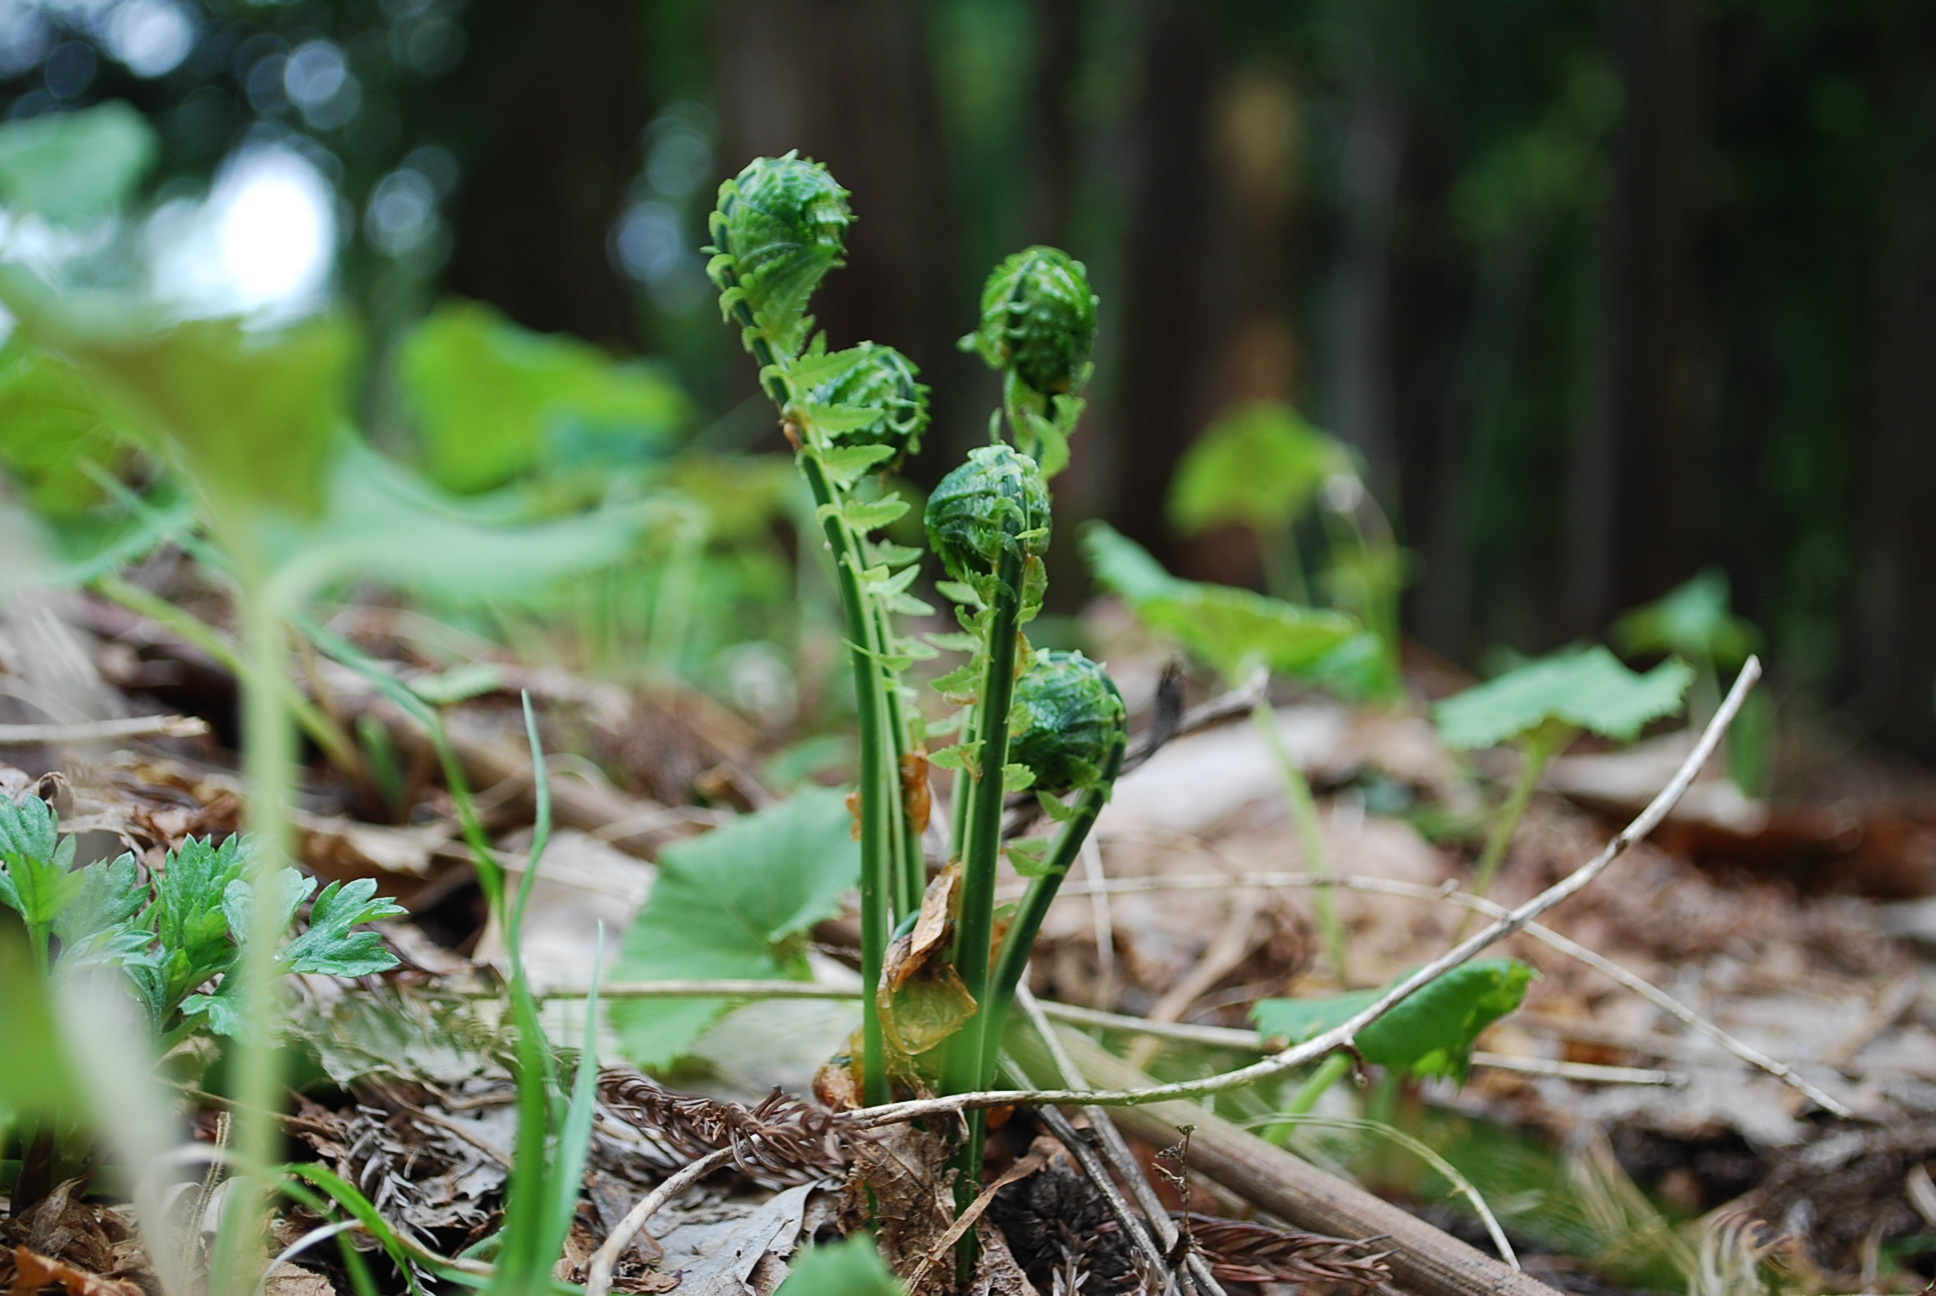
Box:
left=0, top=268, right=355, bottom=531
left=1135, top=584, right=1360, bottom=683
left=1085, top=523, right=1360, bottom=680
left=1612, top=568, right=1761, bottom=669
left=1079, top=520, right=1181, bottom=603
left=400, top=299, right=687, bottom=494
left=0, top=339, right=134, bottom=518
left=1168, top=402, right=1351, bottom=537
left=0, top=101, right=157, bottom=226
left=1253, top=959, right=1534, bottom=1082
left=275, top=442, right=649, bottom=601
left=775, top=1235, right=903, bottom=1296
left=612, top=790, right=860, bottom=1069
left=1434, top=646, right=1693, bottom=750
left=282, top=878, right=406, bottom=977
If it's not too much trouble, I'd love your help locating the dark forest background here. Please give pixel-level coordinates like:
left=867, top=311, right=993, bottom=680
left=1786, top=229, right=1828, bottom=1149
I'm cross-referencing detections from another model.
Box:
left=10, top=0, right=1936, bottom=758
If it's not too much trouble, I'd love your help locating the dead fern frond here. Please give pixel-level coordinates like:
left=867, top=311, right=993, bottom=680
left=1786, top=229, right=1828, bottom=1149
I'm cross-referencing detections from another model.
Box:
left=598, top=1067, right=849, bottom=1186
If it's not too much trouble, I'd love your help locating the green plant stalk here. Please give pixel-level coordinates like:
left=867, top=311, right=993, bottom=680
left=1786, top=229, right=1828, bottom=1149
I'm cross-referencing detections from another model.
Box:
left=796, top=451, right=894, bottom=1106
left=1259, top=523, right=1309, bottom=606
left=1251, top=697, right=1349, bottom=984
left=208, top=585, right=297, bottom=1296
left=944, top=546, right=1028, bottom=1094
left=941, top=547, right=1028, bottom=1270
left=870, top=597, right=926, bottom=913
left=978, top=737, right=1125, bottom=1082
left=94, top=574, right=362, bottom=777
left=1453, top=726, right=1566, bottom=942
left=729, top=299, right=904, bottom=1100
left=1264, top=1053, right=1353, bottom=1142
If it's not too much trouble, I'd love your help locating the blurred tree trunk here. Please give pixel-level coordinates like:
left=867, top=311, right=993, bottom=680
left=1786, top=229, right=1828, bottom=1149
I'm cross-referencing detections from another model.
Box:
left=1100, top=0, right=1232, bottom=570
left=439, top=0, right=648, bottom=347
left=1563, top=0, right=1704, bottom=637
left=710, top=0, right=965, bottom=454
left=1855, top=163, right=1936, bottom=755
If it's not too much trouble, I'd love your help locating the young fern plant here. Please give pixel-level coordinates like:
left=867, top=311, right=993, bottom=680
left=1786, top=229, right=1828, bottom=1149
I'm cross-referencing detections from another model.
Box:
left=707, top=154, right=935, bottom=1104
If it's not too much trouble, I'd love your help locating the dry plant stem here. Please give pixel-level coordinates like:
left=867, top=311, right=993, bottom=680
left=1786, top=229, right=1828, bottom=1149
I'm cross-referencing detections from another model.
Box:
left=0, top=714, right=210, bottom=744
left=1454, top=729, right=1562, bottom=942
left=1251, top=699, right=1348, bottom=985
left=585, top=1146, right=737, bottom=1296
left=840, top=656, right=1763, bottom=1127
left=1012, top=986, right=1228, bottom=1296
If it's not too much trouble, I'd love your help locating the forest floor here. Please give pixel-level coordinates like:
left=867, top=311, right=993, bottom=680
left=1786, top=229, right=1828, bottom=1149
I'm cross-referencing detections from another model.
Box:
left=6, top=585, right=1936, bottom=1296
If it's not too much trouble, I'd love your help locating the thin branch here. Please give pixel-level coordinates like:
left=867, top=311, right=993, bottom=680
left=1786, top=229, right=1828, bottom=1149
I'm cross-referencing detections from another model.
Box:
left=1031, top=1001, right=1685, bottom=1085
left=840, top=658, right=1765, bottom=1128
left=1047, top=864, right=1851, bottom=1115
left=585, top=1146, right=736, bottom=1296
left=0, top=713, right=210, bottom=745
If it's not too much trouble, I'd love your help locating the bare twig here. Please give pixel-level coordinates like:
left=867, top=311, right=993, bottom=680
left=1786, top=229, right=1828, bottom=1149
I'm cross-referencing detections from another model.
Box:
left=0, top=713, right=209, bottom=745
left=1046, top=867, right=1851, bottom=1115
left=840, top=658, right=1765, bottom=1128
left=1027, top=1001, right=1684, bottom=1085
left=585, top=1146, right=736, bottom=1296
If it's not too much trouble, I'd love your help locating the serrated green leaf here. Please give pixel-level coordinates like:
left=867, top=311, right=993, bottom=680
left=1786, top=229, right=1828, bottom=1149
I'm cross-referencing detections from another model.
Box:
left=1036, top=791, right=1078, bottom=824
left=868, top=540, right=924, bottom=566
left=930, top=662, right=981, bottom=699
left=283, top=878, right=406, bottom=977
left=888, top=593, right=935, bottom=617
left=818, top=442, right=898, bottom=485
left=1433, top=647, right=1694, bottom=750
left=0, top=101, right=156, bottom=226
left=146, top=835, right=251, bottom=1012
left=838, top=496, right=909, bottom=532
left=783, top=345, right=870, bottom=391
left=926, top=744, right=972, bottom=772
left=801, top=403, right=887, bottom=436
left=221, top=868, right=316, bottom=958
left=927, top=631, right=981, bottom=654
left=0, top=795, right=81, bottom=928
left=936, top=580, right=984, bottom=609
left=1005, top=836, right=1056, bottom=877
left=612, top=790, right=860, bottom=1070
left=1252, top=958, right=1535, bottom=1082
left=1002, top=762, right=1036, bottom=793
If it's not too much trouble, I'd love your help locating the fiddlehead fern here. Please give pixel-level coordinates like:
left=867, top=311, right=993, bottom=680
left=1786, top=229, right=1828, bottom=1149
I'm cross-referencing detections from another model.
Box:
left=708, top=152, right=852, bottom=363
left=961, top=246, right=1098, bottom=473
left=984, top=650, right=1126, bottom=1078
left=707, top=154, right=931, bottom=1107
